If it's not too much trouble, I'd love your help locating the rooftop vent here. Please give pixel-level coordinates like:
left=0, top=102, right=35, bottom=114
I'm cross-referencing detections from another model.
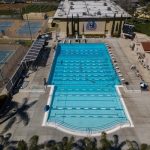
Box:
left=70, top=1, right=74, bottom=5
left=58, top=14, right=63, bottom=16
left=83, top=12, right=87, bottom=15
left=70, top=6, right=74, bottom=9
left=104, top=2, right=107, bottom=6
left=107, top=7, right=111, bottom=11
left=97, top=11, right=101, bottom=15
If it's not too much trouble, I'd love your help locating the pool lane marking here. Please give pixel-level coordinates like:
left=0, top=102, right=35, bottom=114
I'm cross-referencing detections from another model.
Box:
left=76, top=107, right=81, bottom=110
left=53, top=107, right=119, bottom=110
left=67, top=107, right=72, bottom=110
left=58, top=107, right=63, bottom=109
left=92, top=108, right=97, bottom=110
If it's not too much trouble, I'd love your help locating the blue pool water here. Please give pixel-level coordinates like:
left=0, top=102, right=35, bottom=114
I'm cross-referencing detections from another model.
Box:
left=47, top=43, right=129, bottom=133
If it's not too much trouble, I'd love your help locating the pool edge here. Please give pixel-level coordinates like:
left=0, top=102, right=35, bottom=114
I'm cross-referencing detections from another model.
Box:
left=116, top=85, right=134, bottom=127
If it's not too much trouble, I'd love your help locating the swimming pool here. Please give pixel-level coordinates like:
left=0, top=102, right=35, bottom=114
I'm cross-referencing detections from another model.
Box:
left=46, top=43, right=132, bottom=135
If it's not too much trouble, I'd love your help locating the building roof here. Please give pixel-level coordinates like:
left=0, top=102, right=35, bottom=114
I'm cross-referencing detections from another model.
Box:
left=54, top=0, right=131, bottom=19
left=141, top=42, right=150, bottom=53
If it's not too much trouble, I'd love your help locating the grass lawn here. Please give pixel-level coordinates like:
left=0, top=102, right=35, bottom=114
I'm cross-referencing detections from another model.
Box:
left=0, top=10, right=16, bottom=15
left=0, top=3, right=58, bottom=15
left=126, top=19, right=150, bottom=36
left=16, top=40, right=33, bottom=47
left=135, top=23, right=150, bottom=36
left=22, top=4, right=58, bottom=14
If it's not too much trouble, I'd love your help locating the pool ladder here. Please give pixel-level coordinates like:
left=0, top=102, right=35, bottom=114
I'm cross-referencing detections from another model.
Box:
left=86, top=127, right=92, bottom=136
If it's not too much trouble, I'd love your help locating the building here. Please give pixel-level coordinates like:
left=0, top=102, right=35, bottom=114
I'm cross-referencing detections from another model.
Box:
left=51, top=0, right=131, bottom=37
left=115, top=0, right=139, bottom=8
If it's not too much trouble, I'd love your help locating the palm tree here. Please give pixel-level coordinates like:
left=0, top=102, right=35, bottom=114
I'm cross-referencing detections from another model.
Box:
left=17, top=140, right=27, bottom=150
left=62, top=136, right=74, bottom=150
left=1, top=98, right=37, bottom=133
left=140, top=144, right=150, bottom=150
left=82, top=137, right=97, bottom=150
left=28, top=135, right=40, bottom=150
left=99, top=132, right=111, bottom=150
left=44, top=140, right=57, bottom=150
left=17, top=135, right=40, bottom=150
left=74, top=139, right=85, bottom=150
left=110, top=135, right=126, bottom=150
left=0, top=133, right=17, bottom=150
left=126, top=140, right=140, bottom=150
left=56, top=142, right=63, bottom=150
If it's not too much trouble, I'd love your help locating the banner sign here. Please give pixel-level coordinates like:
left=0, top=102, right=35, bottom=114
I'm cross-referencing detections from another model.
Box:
left=86, top=21, right=97, bottom=31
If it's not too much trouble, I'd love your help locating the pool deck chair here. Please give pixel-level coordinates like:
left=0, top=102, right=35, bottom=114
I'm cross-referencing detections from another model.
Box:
left=121, top=78, right=125, bottom=82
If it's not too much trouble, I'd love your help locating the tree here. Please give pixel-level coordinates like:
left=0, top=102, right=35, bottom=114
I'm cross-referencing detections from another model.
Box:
left=0, top=133, right=17, bottom=150
left=141, top=144, right=150, bottom=150
left=83, top=137, right=97, bottom=150
left=111, top=135, right=126, bottom=150
left=99, top=132, right=111, bottom=150
left=126, top=140, right=140, bottom=150
left=17, top=135, right=40, bottom=150
left=28, top=135, right=39, bottom=150
left=44, top=140, right=57, bottom=150
left=56, top=142, right=63, bottom=150
left=62, top=136, right=74, bottom=150
left=140, top=0, right=150, bottom=5
left=1, top=98, right=37, bottom=133
left=73, top=139, right=85, bottom=150
left=17, top=140, right=28, bottom=150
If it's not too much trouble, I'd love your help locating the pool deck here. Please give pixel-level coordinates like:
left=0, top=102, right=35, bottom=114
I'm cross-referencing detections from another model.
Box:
left=1, top=38, right=150, bottom=144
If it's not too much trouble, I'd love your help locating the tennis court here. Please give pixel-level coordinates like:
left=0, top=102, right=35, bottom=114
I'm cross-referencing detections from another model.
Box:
left=17, top=21, right=42, bottom=35
left=0, top=50, right=13, bottom=65
left=0, top=21, right=13, bottom=31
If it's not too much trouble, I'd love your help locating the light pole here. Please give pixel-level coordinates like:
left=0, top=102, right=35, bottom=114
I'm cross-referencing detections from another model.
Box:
left=25, top=8, right=32, bottom=41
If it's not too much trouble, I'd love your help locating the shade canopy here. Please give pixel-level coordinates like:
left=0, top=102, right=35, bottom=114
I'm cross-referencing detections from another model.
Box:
left=22, top=38, right=45, bottom=63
